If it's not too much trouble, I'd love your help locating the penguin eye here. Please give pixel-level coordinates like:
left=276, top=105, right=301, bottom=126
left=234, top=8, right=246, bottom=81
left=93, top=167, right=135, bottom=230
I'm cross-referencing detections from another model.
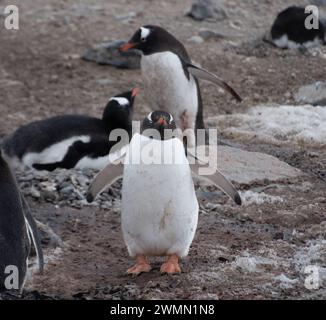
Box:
left=140, top=27, right=150, bottom=43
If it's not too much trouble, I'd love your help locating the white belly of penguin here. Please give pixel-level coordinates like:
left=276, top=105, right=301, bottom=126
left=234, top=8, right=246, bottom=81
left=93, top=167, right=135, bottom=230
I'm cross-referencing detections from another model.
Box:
left=121, top=134, right=199, bottom=258
left=22, top=135, right=91, bottom=167
left=141, top=52, right=199, bottom=131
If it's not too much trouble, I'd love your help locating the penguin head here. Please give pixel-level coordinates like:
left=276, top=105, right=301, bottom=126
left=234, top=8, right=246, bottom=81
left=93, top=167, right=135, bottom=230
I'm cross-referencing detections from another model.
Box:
left=120, top=25, right=182, bottom=55
left=141, top=111, right=177, bottom=140
left=102, top=88, right=139, bottom=130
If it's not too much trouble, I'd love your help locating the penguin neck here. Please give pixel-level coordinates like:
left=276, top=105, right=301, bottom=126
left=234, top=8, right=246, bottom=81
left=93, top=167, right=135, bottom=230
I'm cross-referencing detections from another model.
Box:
left=102, top=109, right=132, bottom=135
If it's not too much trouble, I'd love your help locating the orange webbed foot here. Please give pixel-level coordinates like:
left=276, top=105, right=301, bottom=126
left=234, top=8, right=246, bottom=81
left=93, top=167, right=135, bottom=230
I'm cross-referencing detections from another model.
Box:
left=160, top=254, right=181, bottom=274
left=127, top=255, right=151, bottom=275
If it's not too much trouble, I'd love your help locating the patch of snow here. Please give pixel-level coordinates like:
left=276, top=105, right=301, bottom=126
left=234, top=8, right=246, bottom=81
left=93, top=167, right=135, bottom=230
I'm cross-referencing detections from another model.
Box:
left=232, top=250, right=277, bottom=273
left=293, top=240, right=326, bottom=273
left=274, top=274, right=299, bottom=289
left=211, top=105, right=326, bottom=145
left=240, top=190, right=284, bottom=206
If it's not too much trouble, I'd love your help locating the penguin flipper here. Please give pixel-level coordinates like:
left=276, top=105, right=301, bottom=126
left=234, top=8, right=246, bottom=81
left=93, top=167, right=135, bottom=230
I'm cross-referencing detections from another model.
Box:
left=187, top=151, right=242, bottom=206
left=86, top=158, right=124, bottom=203
left=21, top=195, right=44, bottom=273
left=186, top=63, right=242, bottom=102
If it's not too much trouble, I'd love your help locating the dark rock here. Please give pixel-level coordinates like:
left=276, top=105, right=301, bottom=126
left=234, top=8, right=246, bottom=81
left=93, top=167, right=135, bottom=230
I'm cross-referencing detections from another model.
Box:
left=82, top=40, right=141, bottom=69
left=273, top=232, right=284, bottom=240
left=186, top=0, right=227, bottom=22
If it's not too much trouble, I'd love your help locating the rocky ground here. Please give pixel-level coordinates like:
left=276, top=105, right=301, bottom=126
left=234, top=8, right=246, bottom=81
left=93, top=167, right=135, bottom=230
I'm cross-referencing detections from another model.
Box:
left=0, top=0, right=325, bottom=300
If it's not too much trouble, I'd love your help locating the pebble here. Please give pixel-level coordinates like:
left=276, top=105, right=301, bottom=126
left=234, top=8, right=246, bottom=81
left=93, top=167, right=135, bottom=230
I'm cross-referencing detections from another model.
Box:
left=82, top=40, right=141, bottom=69
left=188, top=35, right=204, bottom=44
left=17, top=168, right=119, bottom=209
left=199, top=29, right=225, bottom=41
left=186, top=0, right=227, bottom=22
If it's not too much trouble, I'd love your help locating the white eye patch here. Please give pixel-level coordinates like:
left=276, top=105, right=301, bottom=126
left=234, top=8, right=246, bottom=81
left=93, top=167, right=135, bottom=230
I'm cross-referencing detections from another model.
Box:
left=109, top=97, right=130, bottom=106
left=147, top=111, right=153, bottom=122
left=169, top=114, right=174, bottom=123
left=140, top=27, right=150, bottom=41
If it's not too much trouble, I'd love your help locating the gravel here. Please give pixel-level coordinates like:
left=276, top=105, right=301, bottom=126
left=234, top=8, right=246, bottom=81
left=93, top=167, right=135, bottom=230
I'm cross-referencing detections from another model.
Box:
left=16, top=168, right=121, bottom=210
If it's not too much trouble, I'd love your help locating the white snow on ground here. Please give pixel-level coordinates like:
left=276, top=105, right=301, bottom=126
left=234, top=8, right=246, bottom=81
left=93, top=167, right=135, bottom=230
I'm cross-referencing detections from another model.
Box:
left=231, top=250, right=277, bottom=273
left=274, top=274, right=299, bottom=289
left=211, top=105, right=326, bottom=145
left=240, top=190, right=284, bottom=206
left=231, top=241, right=326, bottom=288
left=293, top=240, right=326, bottom=274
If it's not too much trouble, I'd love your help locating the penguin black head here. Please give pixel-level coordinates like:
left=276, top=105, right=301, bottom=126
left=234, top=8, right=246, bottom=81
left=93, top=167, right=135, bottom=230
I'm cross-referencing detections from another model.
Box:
left=141, top=111, right=177, bottom=140
left=120, top=25, right=187, bottom=57
left=102, top=88, right=139, bottom=131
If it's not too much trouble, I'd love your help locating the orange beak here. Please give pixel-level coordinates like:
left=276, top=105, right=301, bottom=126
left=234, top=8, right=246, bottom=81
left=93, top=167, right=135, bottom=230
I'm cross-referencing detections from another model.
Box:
left=157, top=117, right=167, bottom=126
left=131, top=87, right=140, bottom=97
left=120, top=42, right=137, bottom=52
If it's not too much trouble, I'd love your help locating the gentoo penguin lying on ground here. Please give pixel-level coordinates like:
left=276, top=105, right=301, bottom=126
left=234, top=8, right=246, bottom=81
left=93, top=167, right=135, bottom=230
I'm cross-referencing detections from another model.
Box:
left=120, top=25, right=242, bottom=147
left=0, top=151, right=43, bottom=292
left=270, top=6, right=325, bottom=49
left=87, top=111, right=241, bottom=274
left=1, top=89, right=138, bottom=171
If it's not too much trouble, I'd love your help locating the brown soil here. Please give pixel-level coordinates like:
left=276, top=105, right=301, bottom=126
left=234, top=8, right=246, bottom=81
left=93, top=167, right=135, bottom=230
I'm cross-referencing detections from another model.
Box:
left=0, top=0, right=325, bottom=299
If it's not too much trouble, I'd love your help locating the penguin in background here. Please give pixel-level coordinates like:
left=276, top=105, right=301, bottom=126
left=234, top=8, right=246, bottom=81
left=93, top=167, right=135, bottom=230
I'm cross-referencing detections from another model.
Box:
left=270, top=6, right=325, bottom=49
left=120, top=25, right=242, bottom=147
left=0, top=151, right=43, bottom=292
left=1, top=89, right=139, bottom=172
left=87, top=111, right=241, bottom=275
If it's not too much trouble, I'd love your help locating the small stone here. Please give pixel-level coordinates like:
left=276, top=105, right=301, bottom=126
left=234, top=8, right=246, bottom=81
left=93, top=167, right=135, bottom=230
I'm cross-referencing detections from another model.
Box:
left=188, top=35, right=204, bottom=44
left=29, top=186, right=41, bottom=199
left=76, top=175, right=89, bottom=187
left=199, top=29, right=225, bottom=41
left=96, top=78, right=113, bottom=86
left=273, top=232, right=284, bottom=240
left=60, top=185, right=75, bottom=195
left=114, top=11, right=137, bottom=22
left=41, top=190, right=57, bottom=202
left=186, top=0, right=227, bottom=22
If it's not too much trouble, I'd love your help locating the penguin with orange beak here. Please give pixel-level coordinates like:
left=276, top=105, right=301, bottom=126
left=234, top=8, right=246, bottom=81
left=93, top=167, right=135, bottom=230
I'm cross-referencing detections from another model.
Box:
left=2, top=89, right=139, bottom=171
left=87, top=111, right=241, bottom=275
left=121, top=25, right=241, bottom=147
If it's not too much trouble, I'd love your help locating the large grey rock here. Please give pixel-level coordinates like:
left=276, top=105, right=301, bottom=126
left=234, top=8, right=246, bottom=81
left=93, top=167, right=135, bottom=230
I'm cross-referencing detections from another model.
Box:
left=295, top=81, right=326, bottom=106
left=186, top=0, right=227, bottom=22
left=196, top=145, right=302, bottom=185
left=82, top=40, right=141, bottom=69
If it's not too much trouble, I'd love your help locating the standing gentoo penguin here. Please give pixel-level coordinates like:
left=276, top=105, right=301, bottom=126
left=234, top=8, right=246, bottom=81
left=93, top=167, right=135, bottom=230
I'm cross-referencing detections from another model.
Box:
left=86, top=111, right=241, bottom=274
left=1, top=89, right=138, bottom=171
left=0, top=151, right=43, bottom=292
left=270, top=6, right=325, bottom=49
left=120, top=25, right=242, bottom=147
